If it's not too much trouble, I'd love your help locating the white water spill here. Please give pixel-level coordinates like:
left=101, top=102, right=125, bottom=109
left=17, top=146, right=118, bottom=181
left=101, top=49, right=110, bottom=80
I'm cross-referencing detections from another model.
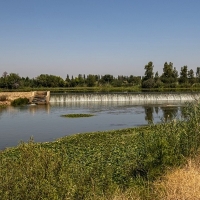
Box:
left=50, top=92, right=200, bottom=103
left=0, top=94, right=194, bottom=149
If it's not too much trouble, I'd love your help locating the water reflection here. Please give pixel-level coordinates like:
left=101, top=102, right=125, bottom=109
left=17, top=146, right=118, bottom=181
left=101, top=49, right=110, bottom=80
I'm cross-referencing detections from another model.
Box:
left=28, top=104, right=50, bottom=115
left=0, top=101, right=186, bottom=149
left=144, top=106, right=154, bottom=122
left=160, top=106, right=179, bottom=122
left=143, top=105, right=180, bottom=122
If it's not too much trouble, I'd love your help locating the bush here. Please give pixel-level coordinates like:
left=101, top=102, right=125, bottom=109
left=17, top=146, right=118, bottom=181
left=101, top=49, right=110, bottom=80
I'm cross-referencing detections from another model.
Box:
left=11, top=97, right=29, bottom=106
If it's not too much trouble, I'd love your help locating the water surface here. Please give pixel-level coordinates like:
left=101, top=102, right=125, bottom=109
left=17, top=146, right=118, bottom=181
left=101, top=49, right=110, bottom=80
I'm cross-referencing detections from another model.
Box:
left=0, top=101, right=183, bottom=149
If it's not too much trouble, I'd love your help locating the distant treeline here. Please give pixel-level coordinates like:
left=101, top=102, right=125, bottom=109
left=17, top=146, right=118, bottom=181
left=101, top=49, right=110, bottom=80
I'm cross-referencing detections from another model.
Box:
left=1, top=61, right=200, bottom=89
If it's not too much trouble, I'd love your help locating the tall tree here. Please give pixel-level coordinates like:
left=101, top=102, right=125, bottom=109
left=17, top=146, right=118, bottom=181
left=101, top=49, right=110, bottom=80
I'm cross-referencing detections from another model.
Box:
left=179, top=66, right=188, bottom=84
left=143, top=61, right=154, bottom=81
left=86, top=74, right=96, bottom=87
left=196, top=67, right=200, bottom=83
left=142, top=62, right=155, bottom=88
left=188, top=69, right=195, bottom=84
left=161, top=62, right=178, bottom=86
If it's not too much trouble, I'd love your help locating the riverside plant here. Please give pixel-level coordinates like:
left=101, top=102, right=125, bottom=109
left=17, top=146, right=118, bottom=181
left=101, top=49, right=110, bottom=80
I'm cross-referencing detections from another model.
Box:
left=1, top=102, right=200, bottom=199
left=11, top=97, right=29, bottom=106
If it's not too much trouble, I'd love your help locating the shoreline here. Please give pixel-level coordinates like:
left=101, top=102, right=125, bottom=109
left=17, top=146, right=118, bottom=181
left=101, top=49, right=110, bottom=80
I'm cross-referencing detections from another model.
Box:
left=0, top=92, right=33, bottom=105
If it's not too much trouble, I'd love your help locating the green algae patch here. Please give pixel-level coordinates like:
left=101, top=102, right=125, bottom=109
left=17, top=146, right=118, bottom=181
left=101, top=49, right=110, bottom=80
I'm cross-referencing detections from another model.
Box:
left=61, top=113, right=95, bottom=118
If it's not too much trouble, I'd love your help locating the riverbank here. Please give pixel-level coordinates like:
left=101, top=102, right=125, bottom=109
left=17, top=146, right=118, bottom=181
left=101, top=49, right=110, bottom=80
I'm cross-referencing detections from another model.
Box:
left=0, top=92, right=32, bottom=106
left=0, top=102, right=200, bottom=199
left=1, top=86, right=200, bottom=93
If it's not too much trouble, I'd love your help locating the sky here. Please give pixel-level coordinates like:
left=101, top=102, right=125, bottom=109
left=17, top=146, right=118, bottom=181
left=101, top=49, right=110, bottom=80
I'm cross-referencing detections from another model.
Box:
left=0, top=0, right=200, bottom=79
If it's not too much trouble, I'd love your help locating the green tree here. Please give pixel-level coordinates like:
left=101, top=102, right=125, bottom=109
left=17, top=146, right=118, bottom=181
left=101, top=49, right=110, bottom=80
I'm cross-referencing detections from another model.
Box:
left=179, top=66, right=188, bottom=84
left=143, top=61, right=154, bottom=81
left=142, top=62, right=154, bottom=88
left=161, top=62, right=178, bottom=87
left=196, top=67, right=200, bottom=83
left=188, top=69, right=195, bottom=85
left=86, top=74, right=96, bottom=87
left=36, top=74, right=65, bottom=87
left=7, top=73, right=21, bottom=89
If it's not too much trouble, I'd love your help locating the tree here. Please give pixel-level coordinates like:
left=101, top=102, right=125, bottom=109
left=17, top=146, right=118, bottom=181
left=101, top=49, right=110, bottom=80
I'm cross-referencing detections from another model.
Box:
left=86, top=74, right=96, bottom=87
left=196, top=67, right=200, bottom=83
left=179, top=66, right=188, bottom=84
left=2, top=71, right=8, bottom=78
left=142, top=62, right=155, bottom=88
left=161, top=62, right=178, bottom=87
left=188, top=69, right=195, bottom=84
left=154, top=71, right=163, bottom=88
left=36, top=74, right=65, bottom=87
left=101, top=74, right=114, bottom=85
left=6, top=73, right=21, bottom=89
left=143, top=61, right=154, bottom=81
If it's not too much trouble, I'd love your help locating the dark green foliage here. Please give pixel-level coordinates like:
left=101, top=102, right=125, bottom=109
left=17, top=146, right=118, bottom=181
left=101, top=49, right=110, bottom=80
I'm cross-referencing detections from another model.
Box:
left=11, top=97, right=29, bottom=106
left=61, top=113, right=95, bottom=118
left=142, top=78, right=155, bottom=88
left=143, top=62, right=154, bottom=81
left=179, top=65, right=188, bottom=84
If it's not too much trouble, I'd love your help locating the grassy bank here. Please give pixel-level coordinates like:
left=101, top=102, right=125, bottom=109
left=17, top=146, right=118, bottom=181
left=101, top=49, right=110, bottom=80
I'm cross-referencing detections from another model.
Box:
left=1, top=86, right=200, bottom=93
left=1, top=102, right=200, bottom=199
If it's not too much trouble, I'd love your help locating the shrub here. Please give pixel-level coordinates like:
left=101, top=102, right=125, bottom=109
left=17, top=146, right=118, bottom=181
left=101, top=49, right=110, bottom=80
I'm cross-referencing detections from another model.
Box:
left=11, top=97, right=29, bottom=106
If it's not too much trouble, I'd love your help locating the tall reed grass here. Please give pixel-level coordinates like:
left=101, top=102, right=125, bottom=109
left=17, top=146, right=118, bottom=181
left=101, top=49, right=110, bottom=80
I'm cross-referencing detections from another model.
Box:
left=1, top=101, right=200, bottom=199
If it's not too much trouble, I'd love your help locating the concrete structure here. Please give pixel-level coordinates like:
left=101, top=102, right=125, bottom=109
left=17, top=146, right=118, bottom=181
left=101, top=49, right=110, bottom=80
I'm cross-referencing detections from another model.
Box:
left=29, top=91, right=50, bottom=105
left=0, top=91, right=50, bottom=105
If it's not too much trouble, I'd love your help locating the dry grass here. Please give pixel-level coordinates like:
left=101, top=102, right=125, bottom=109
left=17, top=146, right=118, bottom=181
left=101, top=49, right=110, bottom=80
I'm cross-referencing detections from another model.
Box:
left=110, top=157, right=200, bottom=200
left=154, top=157, right=200, bottom=200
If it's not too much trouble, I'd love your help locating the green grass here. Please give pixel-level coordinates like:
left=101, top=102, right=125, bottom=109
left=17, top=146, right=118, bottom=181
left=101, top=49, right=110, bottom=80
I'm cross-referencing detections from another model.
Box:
left=3, top=86, right=200, bottom=93
left=1, top=102, right=200, bottom=199
left=61, top=113, right=95, bottom=118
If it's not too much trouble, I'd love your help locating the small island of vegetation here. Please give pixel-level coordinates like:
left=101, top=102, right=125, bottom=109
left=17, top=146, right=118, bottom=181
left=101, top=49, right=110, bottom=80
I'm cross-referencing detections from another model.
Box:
left=61, top=113, right=95, bottom=118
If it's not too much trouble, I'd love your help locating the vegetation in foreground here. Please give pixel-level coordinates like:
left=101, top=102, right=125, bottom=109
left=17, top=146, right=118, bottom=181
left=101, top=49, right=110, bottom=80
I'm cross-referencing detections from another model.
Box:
left=61, top=113, right=95, bottom=118
left=1, top=102, right=200, bottom=199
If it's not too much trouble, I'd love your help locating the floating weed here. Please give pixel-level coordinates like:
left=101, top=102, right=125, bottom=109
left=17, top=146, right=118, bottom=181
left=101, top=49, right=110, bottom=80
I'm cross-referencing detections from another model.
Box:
left=61, top=113, right=95, bottom=118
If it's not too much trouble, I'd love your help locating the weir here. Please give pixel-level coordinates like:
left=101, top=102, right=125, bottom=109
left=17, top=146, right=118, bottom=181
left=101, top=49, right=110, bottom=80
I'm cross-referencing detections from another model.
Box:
left=49, top=92, right=200, bottom=103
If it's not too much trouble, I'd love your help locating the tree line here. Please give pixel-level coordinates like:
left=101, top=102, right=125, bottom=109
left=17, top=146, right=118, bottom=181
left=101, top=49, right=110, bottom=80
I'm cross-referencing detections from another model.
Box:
left=142, top=61, right=199, bottom=88
left=1, top=61, right=200, bottom=89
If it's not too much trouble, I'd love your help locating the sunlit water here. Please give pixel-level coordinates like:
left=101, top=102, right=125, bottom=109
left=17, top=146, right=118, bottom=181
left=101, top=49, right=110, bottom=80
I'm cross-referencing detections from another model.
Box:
left=0, top=101, right=185, bottom=149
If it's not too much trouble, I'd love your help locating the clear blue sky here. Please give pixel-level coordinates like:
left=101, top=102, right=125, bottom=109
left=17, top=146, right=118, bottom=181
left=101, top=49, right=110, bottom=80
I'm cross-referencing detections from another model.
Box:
left=1, top=0, right=200, bottom=78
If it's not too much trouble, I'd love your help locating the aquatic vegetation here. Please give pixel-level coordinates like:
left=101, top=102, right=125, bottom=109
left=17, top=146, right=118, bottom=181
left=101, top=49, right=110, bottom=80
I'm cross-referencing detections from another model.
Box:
left=61, top=113, right=94, bottom=118
left=1, top=102, right=200, bottom=199
left=11, top=97, right=29, bottom=106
